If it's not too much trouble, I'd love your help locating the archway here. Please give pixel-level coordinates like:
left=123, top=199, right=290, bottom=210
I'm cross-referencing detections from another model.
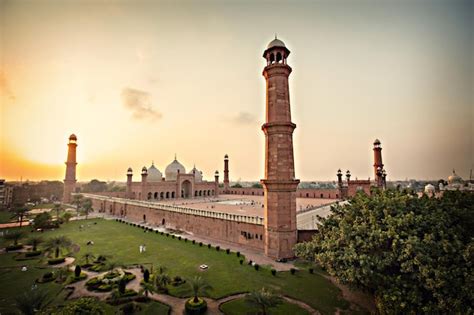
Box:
left=182, top=180, right=192, bottom=198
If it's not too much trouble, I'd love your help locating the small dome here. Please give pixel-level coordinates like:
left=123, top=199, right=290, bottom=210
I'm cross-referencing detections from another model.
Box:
left=374, top=139, right=381, bottom=145
left=141, top=166, right=147, bottom=174
left=189, top=166, right=202, bottom=182
left=424, top=184, right=435, bottom=194
left=448, top=170, right=463, bottom=185
left=165, top=157, right=186, bottom=181
left=224, top=154, right=229, bottom=159
left=69, top=134, right=77, bottom=141
left=267, top=38, right=286, bottom=49
left=147, top=163, right=163, bottom=182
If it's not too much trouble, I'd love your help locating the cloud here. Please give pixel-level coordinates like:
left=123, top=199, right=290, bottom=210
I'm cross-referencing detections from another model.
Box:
left=230, top=111, right=256, bottom=125
left=0, top=71, right=16, bottom=101
left=121, top=87, right=162, bottom=121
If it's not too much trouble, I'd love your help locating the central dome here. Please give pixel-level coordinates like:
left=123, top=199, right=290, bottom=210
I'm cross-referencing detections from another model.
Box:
left=267, top=38, right=286, bottom=49
left=165, top=157, right=186, bottom=181
left=448, top=170, right=463, bottom=185
left=147, top=163, right=163, bottom=182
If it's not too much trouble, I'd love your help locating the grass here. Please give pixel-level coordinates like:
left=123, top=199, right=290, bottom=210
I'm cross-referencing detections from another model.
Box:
left=221, top=297, right=311, bottom=315
left=0, top=211, right=13, bottom=224
left=0, top=218, right=351, bottom=314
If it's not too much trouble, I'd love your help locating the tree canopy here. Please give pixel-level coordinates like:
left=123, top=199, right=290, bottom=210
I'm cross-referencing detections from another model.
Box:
left=294, top=190, right=474, bottom=314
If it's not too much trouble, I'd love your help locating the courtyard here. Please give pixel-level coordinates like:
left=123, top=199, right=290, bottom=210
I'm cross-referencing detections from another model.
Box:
left=0, top=218, right=368, bottom=314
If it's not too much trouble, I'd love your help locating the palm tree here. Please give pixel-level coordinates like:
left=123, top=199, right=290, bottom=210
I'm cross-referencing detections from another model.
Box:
left=27, top=236, right=43, bottom=251
left=44, top=236, right=72, bottom=258
left=244, top=288, right=282, bottom=315
left=63, top=212, right=73, bottom=223
left=72, top=194, right=83, bottom=218
left=155, top=273, right=171, bottom=292
left=3, top=230, right=26, bottom=246
left=11, top=204, right=29, bottom=228
left=140, top=281, right=156, bottom=297
left=14, top=288, right=51, bottom=315
left=52, top=202, right=61, bottom=220
left=82, top=198, right=93, bottom=219
left=82, top=252, right=96, bottom=265
left=186, top=276, right=212, bottom=303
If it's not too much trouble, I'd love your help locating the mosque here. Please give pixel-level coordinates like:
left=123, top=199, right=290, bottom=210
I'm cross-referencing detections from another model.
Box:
left=63, top=37, right=391, bottom=260
left=125, top=157, right=219, bottom=201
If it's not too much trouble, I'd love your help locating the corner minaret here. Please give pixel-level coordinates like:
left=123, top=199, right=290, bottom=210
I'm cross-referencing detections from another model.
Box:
left=260, top=37, right=300, bottom=260
left=63, top=134, right=78, bottom=203
left=373, top=139, right=384, bottom=187
left=224, top=154, right=230, bottom=193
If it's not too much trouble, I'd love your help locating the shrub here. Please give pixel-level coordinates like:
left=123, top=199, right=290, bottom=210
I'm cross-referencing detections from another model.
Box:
left=207, top=244, right=211, bottom=249
left=48, top=257, right=66, bottom=265
left=43, top=272, right=54, bottom=279
left=185, top=298, right=207, bottom=315
left=248, top=260, right=253, bottom=265
left=143, top=269, right=150, bottom=283
left=184, top=238, right=188, bottom=242
left=309, top=268, right=314, bottom=274
left=226, top=249, right=230, bottom=254
left=215, top=246, right=220, bottom=251
left=6, top=244, right=23, bottom=251
left=25, top=250, right=42, bottom=257
left=290, top=268, right=296, bottom=275
left=122, top=272, right=136, bottom=283
left=97, top=284, right=112, bottom=292
left=161, top=232, right=164, bottom=235
left=192, top=240, right=196, bottom=244
left=178, top=236, right=181, bottom=240
left=254, top=264, right=259, bottom=271
left=155, top=230, right=158, bottom=234
left=236, top=251, right=240, bottom=257
left=118, top=279, right=126, bottom=294
left=172, top=235, right=175, bottom=239
left=75, top=265, right=81, bottom=278
left=240, top=259, right=244, bottom=265
left=166, top=233, right=169, bottom=237
left=271, top=269, right=276, bottom=276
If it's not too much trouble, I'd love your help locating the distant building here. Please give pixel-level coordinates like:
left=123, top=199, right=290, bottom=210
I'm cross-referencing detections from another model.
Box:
left=0, top=179, right=14, bottom=209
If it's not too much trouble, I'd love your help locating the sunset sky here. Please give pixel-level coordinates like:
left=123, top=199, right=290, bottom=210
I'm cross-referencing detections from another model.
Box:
left=1, top=0, right=472, bottom=182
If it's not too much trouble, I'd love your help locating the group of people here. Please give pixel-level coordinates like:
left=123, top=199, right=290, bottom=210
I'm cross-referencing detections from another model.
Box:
left=139, top=244, right=147, bottom=253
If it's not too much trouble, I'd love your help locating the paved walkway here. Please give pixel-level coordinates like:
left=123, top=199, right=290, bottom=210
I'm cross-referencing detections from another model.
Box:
left=64, top=264, right=320, bottom=315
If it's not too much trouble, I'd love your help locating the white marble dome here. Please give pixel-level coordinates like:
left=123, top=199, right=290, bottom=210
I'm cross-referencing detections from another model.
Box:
left=147, top=163, right=163, bottom=182
left=424, top=184, right=435, bottom=194
left=165, top=158, right=186, bottom=181
left=448, top=170, right=463, bottom=185
left=267, top=38, right=286, bottom=49
left=189, top=166, right=203, bottom=182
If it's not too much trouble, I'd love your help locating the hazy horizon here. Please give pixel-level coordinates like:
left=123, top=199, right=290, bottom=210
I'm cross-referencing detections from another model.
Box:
left=1, top=0, right=472, bottom=183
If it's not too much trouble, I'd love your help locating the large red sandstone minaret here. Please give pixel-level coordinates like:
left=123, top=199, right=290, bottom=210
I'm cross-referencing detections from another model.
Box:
left=63, top=134, right=78, bottom=203
left=373, top=139, right=384, bottom=187
left=261, top=37, right=300, bottom=260
left=223, top=154, right=230, bottom=193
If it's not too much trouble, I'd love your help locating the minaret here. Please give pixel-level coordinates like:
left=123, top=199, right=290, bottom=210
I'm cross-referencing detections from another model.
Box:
left=141, top=166, right=148, bottom=200
left=373, top=139, right=384, bottom=187
left=260, top=37, right=300, bottom=260
left=126, top=167, right=133, bottom=199
left=63, top=134, right=78, bottom=203
left=214, top=170, right=219, bottom=197
left=224, top=154, right=230, bottom=193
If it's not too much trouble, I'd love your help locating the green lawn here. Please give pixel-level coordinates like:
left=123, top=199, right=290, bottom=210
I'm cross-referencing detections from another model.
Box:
left=0, top=211, right=13, bottom=224
left=221, top=298, right=311, bottom=315
left=0, top=218, right=351, bottom=314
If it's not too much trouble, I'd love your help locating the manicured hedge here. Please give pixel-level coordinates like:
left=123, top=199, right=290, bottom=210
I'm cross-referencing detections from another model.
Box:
left=48, top=257, right=66, bottom=265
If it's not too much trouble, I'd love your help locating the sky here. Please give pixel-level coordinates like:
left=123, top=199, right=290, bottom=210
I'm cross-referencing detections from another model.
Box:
left=0, top=0, right=472, bottom=182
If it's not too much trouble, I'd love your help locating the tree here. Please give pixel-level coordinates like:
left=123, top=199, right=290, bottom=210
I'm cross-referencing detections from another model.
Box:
left=186, top=276, right=212, bottom=303
left=63, top=212, right=73, bottom=223
left=52, top=202, right=61, bottom=220
left=251, top=183, right=263, bottom=188
left=143, top=269, right=150, bottom=283
left=231, top=183, right=242, bottom=188
left=294, top=190, right=474, bottom=314
left=82, top=179, right=107, bottom=193
left=33, top=212, right=53, bottom=229
left=118, top=278, right=126, bottom=295
left=75, top=265, right=81, bottom=278
left=140, top=281, right=156, bottom=297
left=155, top=272, right=171, bottom=292
left=14, top=289, right=51, bottom=315
left=44, top=236, right=72, bottom=258
left=11, top=204, right=29, bottom=228
left=50, top=297, right=105, bottom=315
left=82, top=252, right=96, bottom=265
left=3, top=230, right=26, bottom=246
left=244, top=288, right=282, bottom=315
left=27, top=236, right=43, bottom=251
left=72, top=194, right=83, bottom=218
left=82, top=198, right=93, bottom=220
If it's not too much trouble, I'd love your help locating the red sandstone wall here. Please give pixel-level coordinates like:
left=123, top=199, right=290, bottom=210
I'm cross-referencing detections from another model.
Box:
left=297, top=230, right=318, bottom=242
left=91, top=198, right=264, bottom=251
left=219, top=187, right=340, bottom=199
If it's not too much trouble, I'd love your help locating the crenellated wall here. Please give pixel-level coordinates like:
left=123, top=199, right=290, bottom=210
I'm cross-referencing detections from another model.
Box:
left=85, top=194, right=265, bottom=251
left=219, top=187, right=340, bottom=199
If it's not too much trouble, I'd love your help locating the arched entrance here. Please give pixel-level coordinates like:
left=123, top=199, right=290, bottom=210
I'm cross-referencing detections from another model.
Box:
left=182, top=180, right=192, bottom=198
